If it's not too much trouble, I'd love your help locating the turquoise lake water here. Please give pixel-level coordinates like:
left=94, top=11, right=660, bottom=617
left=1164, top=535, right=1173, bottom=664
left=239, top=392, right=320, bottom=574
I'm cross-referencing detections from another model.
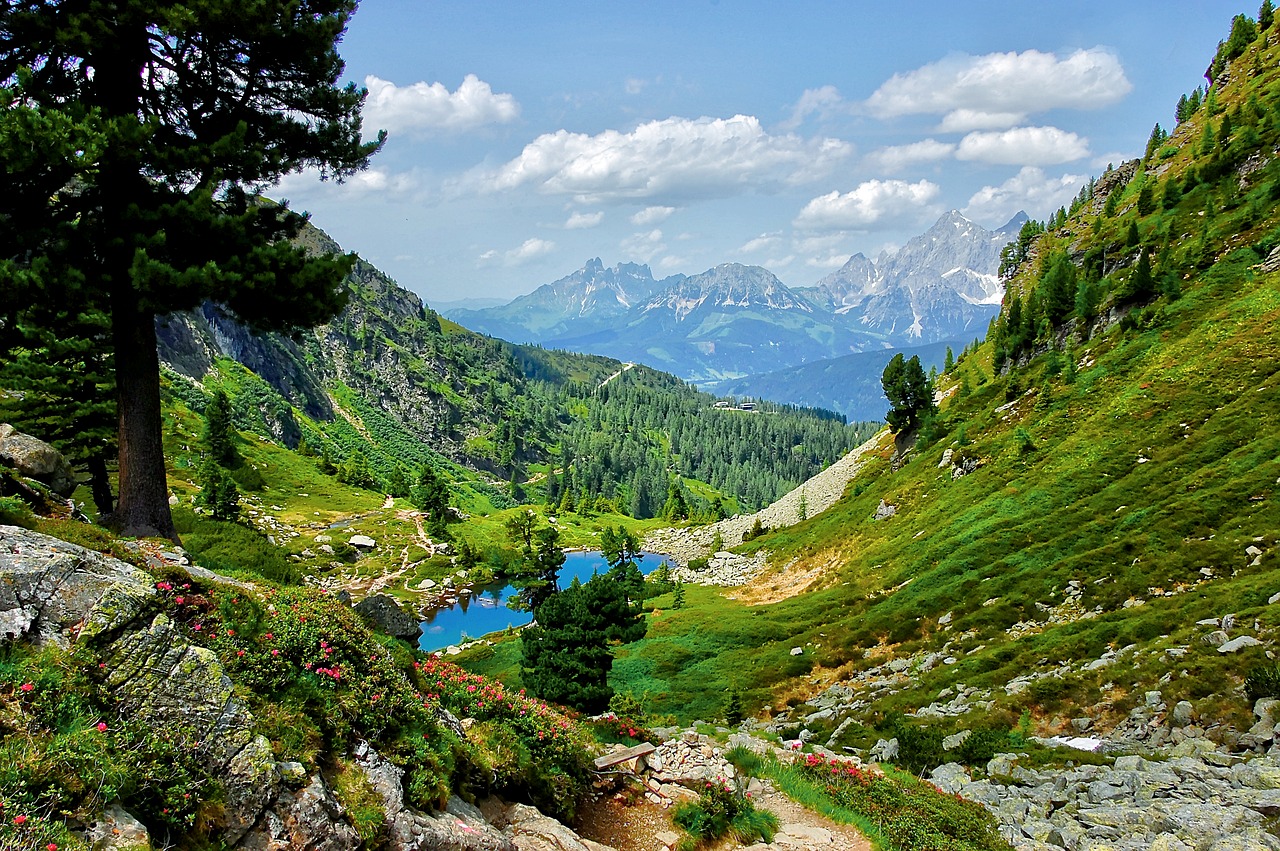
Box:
left=417, top=550, right=665, bottom=652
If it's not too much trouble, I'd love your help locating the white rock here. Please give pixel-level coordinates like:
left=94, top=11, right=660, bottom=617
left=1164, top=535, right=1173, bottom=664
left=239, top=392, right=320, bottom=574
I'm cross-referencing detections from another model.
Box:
left=349, top=534, right=376, bottom=548
left=790, top=646, right=804, bottom=656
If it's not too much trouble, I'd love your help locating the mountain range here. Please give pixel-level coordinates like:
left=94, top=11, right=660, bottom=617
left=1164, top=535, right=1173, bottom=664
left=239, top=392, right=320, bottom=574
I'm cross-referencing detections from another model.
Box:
left=447, top=210, right=1025, bottom=386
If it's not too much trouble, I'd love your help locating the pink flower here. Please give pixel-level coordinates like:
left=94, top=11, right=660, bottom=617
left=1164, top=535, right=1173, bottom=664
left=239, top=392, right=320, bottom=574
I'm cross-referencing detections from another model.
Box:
left=19, top=683, right=33, bottom=693
left=271, top=649, right=279, bottom=656
left=174, top=596, right=184, bottom=605
left=96, top=722, right=108, bottom=733
left=48, top=844, right=58, bottom=851
left=13, top=815, right=27, bottom=825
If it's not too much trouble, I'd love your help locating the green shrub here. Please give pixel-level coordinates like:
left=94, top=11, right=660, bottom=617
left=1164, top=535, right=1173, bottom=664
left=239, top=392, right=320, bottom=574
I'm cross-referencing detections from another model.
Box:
left=1245, top=663, right=1280, bottom=704
left=0, top=495, right=36, bottom=529
left=673, top=779, right=777, bottom=848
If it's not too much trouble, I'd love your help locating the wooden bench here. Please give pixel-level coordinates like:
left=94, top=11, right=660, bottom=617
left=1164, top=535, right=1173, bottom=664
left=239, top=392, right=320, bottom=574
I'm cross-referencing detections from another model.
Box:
left=593, top=742, right=656, bottom=771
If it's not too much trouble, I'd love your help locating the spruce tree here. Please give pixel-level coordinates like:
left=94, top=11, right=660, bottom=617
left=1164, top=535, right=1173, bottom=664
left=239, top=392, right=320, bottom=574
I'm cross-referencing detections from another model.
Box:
left=202, top=388, right=237, bottom=467
left=672, top=581, right=686, bottom=609
left=1262, top=0, right=1275, bottom=32
left=0, top=0, right=383, bottom=540
left=196, top=460, right=240, bottom=522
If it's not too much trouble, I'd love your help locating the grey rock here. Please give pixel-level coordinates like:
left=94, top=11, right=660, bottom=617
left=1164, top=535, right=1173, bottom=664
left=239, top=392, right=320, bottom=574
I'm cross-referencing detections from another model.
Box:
left=354, top=593, right=423, bottom=641
left=930, top=762, right=970, bottom=795
left=870, top=737, right=899, bottom=762
left=87, top=802, right=152, bottom=851
left=482, top=799, right=617, bottom=851
left=1219, top=636, right=1263, bottom=654
left=873, top=499, right=897, bottom=521
left=943, top=729, right=972, bottom=751
left=1171, top=701, right=1196, bottom=727
left=0, top=525, right=157, bottom=645
left=349, top=534, right=376, bottom=548
left=236, top=774, right=360, bottom=851
left=0, top=423, right=76, bottom=495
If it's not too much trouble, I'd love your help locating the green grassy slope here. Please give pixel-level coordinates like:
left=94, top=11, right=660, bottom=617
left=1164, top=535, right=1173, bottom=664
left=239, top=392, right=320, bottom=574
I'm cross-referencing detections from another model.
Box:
left=473, top=14, right=1280, bottom=741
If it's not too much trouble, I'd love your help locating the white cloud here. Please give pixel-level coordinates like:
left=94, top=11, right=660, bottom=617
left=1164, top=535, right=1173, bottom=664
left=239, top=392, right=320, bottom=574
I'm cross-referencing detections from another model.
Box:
left=780, top=85, right=846, bottom=129
left=274, top=166, right=420, bottom=197
left=1092, top=150, right=1135, bottom=170
left=564, top=210, right=604, bottom=229
left=739, top=232, right=784, bottom=254
left=864, top=139, right=956, bottom=172
left=956, top=126, right=1089, bottom=165
left=478, top=237, right=556, bottom=267
left=764, top=254, right=796, bottom=269
left=487, top=114, right=853, bottom=203
left=631, top=206, right=677, bottom=226
left=805, top=252, right=853, bottom=270
left=364, top=74, right=519, bottom=135
left=937, top=109, right=1026, bottom=133
left=793, top=179, right=941, bottom=231
left=621, top=229, right=666, bottom=261
left=963, top=166, right=1087, bottom=224
left=625, top=77, right=648, bottom=95
left=865, top=48, right=1131, bottom=119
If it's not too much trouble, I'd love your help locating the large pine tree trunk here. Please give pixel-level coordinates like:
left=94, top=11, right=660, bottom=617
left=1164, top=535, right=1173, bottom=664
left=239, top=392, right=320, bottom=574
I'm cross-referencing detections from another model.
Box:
left=110, top=295, right=178, bottom=542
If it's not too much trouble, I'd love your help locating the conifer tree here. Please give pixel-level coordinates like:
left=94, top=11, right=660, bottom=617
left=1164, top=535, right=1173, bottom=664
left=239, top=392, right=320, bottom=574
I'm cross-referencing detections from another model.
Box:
left=881, top=353, right=936, bottom=433
left=0, top=305, right=116, bottom=514
left=0, top=0, right=384, bottom=540
left=202, top=388, right=237, bottom=468
left=1262, top=0, right=1275, bottom=32
left=672, top=581, right=686, bottom=609
left=196, top=460, right=240, bottom=522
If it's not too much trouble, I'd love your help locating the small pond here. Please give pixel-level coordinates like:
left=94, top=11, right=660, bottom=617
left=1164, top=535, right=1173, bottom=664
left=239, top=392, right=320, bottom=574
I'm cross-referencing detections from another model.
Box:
left=417, top=550, right=667, bottom=653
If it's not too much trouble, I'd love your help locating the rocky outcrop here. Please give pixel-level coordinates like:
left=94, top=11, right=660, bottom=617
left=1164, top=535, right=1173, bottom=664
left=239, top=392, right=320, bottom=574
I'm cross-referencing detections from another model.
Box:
left=353, top=740, right=516, bottom=851
left=0, top=524, right=157, bottom=645
left=236, top=774, right=360, bottom=851
left=480, top=801, right=617, bottom=851
left=354, top=593, right=422, bottom=641
left=0, top=424, right=77, bottom=496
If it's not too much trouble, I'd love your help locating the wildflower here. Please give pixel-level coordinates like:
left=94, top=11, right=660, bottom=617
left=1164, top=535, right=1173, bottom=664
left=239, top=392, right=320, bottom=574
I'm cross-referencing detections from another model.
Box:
left=174, top=596, right=184, bottom=605
left=13, top=815, right=27, bottom=825
left=271, top=649, right=280, bottom=656
left=19, top=682, right=33, bottom=692
left=96, top=722, right=108, bottom=733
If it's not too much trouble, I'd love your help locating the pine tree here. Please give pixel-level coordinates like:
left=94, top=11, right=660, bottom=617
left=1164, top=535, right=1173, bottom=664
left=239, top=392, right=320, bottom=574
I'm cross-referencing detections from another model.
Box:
left=1039, top=252, right=1078, bottom=324
left=944, top=346, right=955, bottom=373
left=672, top=581, right=686, bottom=609
left=196, top=460, right=240, bottom=522
left=202, top=388, right=237, bottom=467
left=724, top=687, right=745, bottom=727
left=1262, top=0, right=1275, bottom=31
left=1162, top=177, right=1183, bottom=210
left=0, top=0, right=383, bottom=541
left=1136, top=183, right=1157, bottom=216
left=0, top=306, right=116, bottom=514
left=881, top=353, right=936, bottom=433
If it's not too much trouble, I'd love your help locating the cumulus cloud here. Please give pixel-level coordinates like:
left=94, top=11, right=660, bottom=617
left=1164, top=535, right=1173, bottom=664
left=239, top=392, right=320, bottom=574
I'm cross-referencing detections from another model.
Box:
left=780, top=85, right=846, bottom=129
left=564, top=210, right=604, bottom=229
left=487, top=114, right=853, bottom=203
left=963, top=167, right=1087, bottom=224
left=865, top=48, right=1130, bottom=119
left=936, top=109, right=1026, bottom=133
left=631, top=206, right=676, bottom=226
left=478, top=237, right=556, bottom=267
left=739, top=232, right=784, bottom=254
left=364, top=74, right=519, bottom=135
left=793, top=179, right=941, bottom=231
left=864, top=139, right=956, bottom=172
left=955, top=126, right=1089, bottom=165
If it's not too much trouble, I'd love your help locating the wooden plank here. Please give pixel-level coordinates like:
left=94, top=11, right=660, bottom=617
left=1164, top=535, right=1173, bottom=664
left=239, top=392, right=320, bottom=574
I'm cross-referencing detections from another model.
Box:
left=593, top=742, right=656, bottom=770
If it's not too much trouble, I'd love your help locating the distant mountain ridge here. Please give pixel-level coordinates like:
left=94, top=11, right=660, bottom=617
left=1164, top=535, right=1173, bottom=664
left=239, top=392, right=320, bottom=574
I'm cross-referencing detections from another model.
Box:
left=444, top=210, right=1024, bottom=382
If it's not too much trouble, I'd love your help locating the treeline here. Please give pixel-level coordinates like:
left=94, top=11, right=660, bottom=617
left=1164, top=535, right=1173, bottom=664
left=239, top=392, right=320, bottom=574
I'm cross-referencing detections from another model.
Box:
left=539, top=367, right=877, bottom=519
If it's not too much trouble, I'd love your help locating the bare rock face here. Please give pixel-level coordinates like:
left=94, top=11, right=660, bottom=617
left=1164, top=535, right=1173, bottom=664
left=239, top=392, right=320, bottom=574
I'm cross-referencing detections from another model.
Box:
left=0, top=524, right=157, bottom=645
left=236, top=774, right=360, bottom=851
left=86, top=802, right=153, bottom=850
left=0, top=423, right=77, bottom=496
left=353, top=593, right=423, bottom=641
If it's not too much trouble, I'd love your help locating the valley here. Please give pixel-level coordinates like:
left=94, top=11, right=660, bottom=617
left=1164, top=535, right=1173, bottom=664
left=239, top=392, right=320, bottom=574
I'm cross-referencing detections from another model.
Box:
left=3, top=5, right=1280, bottom=851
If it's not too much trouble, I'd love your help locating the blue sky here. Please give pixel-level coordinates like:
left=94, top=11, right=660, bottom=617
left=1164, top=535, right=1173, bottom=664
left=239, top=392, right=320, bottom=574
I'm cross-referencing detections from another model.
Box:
left=276, top=1, right=1243, bottom=304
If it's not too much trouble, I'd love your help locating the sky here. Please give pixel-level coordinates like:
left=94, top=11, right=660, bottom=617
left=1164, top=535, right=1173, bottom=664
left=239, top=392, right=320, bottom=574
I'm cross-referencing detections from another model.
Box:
left=275, top=1, right=1244, bottom=306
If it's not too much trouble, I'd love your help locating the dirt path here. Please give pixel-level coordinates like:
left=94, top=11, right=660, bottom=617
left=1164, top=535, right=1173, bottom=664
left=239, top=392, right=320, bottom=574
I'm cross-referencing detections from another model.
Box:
left=575, top=779, right=871, bottom=851
left=597, top=361, right=636, bottom=390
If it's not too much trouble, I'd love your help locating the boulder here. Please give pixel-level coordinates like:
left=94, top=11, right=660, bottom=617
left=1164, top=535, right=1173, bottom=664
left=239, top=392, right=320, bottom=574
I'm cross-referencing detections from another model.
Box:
left=1218, top=636, right=1263, bottom=653
left=354, top=593, right=423, bottom=641
left=870, top=737, right=899, bottom=762
left=87, top=802, right=152, bottom=851
left=0, top=423, right=76, bottom=496
left=0, top=525, right=157, bottom=646
left=349, top=534, right=376, bottom=549
left=872, top=500, right=897, bottom=521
